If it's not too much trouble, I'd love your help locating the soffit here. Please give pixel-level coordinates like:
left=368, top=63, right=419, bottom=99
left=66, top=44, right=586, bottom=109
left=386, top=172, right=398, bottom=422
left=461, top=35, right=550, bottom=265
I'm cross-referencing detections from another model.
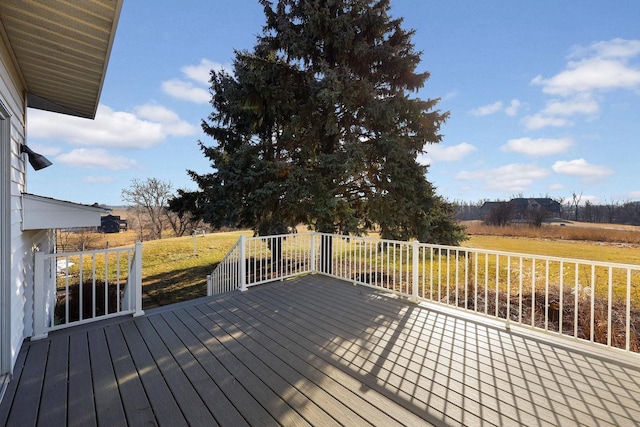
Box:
left=0, top=0, right=123, bottom=119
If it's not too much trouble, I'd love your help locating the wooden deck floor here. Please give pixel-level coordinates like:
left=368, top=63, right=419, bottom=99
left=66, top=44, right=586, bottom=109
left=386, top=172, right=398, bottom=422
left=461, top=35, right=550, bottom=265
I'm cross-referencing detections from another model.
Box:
left=1, top=275, right=639, bottom=426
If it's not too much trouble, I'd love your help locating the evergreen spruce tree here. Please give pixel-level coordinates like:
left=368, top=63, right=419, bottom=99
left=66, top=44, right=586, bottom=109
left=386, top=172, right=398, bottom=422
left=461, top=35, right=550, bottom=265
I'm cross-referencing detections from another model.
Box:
left=176, top=0, right=466, bottom=245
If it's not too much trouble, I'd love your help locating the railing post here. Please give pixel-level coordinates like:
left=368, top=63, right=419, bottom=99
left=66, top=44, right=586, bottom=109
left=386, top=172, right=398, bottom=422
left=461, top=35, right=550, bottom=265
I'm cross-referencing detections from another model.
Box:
left=239, top=235, right=247, bottom=292
left=207, top=274, right=212, bottom=296
left=309, top=232, right=317, bottom=273
left=32, top=251, right=48, bottom=339
left=133, top=241, right=144, bottom=317
left=410, top=240, right=419, bottom=303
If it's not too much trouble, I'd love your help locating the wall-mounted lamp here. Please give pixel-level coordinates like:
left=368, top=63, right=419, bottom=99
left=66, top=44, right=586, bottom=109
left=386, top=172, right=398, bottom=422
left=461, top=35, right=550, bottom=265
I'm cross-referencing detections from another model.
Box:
left=21, top=145, right=52, bottom=171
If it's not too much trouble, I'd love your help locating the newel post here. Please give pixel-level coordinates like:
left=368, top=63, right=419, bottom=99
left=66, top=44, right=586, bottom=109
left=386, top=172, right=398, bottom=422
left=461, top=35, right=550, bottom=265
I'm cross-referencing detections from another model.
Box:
left=411, top=240, right=420, bottom=303
left=239, top=235, right=247, bottom=292
left=32, top=251, right=48, bottom=339
left=133, top=241, right=144, bottom=317
left=309, top=232, right=317, bottom=273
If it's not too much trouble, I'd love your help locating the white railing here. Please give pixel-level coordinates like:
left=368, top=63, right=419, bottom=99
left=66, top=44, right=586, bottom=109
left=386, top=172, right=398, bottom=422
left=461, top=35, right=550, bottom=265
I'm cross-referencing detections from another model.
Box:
left=208, top=233, right=316, bottom=294
left=207, top=237, right=242, bottom=295
left=33, top=242, right=144, bottom=338
left=210, top=232, right=640, bottom=355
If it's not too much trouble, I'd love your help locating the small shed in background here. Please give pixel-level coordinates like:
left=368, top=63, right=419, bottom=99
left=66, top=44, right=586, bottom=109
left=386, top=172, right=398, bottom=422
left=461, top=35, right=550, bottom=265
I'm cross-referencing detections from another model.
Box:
left=100, top=214, right=128, bottom=233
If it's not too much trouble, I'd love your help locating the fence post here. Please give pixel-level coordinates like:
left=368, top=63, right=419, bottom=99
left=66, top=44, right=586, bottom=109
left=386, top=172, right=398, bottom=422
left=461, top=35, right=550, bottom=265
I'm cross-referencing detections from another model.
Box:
left=239, top=235, right=247, bottom=291
left=309, top=232, right=316, bottom=273
left=133, top=241, right=144, bottom=317
left=411, top=240, right=420, bottom=303
left=32, top=251, right=48, bottom=339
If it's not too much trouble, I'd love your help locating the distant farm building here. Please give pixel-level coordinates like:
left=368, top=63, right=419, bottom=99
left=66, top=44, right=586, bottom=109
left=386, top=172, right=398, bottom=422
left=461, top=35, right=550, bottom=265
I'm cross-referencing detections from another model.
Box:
left=480, top=198, right=562, bottom=225
left=100, top=214, right=128, bottom=233
left=510, top=198, right=561, bottom=218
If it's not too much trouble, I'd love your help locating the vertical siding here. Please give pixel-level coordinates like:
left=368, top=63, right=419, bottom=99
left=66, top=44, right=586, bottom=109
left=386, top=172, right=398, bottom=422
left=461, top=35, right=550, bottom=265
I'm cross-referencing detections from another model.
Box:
left=0, top=32, right=29, bottom=372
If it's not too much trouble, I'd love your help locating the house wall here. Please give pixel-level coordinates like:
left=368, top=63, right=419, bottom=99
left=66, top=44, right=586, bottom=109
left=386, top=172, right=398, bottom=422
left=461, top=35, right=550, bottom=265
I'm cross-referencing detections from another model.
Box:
left=0, top=33, right=51, bottom=372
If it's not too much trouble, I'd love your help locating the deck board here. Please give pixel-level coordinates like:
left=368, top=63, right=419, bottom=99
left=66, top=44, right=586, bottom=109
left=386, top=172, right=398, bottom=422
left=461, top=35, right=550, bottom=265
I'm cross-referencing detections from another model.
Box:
left=103, top=324, right=156, bottom=426
left=6, top=340, right=48, bottom=427
left=120, top=320, right=188, bottom=427
left=0, top=341, right=28, bottom=427
left=87, top=328, right=128, bottom=426
left=171, top=307, right=281, bottom=427
left=1, top=275, right=640, bottom=426
left=135, top=317, right=219, bottom=426
left=147, top=312, right=248, bottom=427
left=38, top=337, right=68, bottom=427
left=211, top=293, right=433, bottom=426
left=68, top=333, right=96, bottom=427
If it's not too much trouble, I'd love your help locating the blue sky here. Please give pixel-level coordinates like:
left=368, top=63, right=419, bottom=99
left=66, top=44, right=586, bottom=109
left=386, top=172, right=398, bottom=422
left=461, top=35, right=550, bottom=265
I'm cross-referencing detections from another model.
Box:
left=27, top=0, right=640, bottom=207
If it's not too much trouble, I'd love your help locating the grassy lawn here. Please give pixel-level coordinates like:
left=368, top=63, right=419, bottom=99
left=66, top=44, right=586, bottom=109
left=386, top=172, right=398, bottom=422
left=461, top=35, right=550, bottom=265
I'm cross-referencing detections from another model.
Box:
left=141, top=230, right=252, bottom=306
left=463, top=235, right=640, bottom=265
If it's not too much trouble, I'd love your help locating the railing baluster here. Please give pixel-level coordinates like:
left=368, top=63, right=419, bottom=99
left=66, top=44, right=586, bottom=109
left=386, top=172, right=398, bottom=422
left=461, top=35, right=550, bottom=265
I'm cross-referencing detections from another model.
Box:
left=203, top=232, right=640, bottom=356
left=545, top=260, right=550, bottom=331
left=574, top=263, right=579, bottom=339
left=590, top=265, right=596, bottom=343
left=495, top=255, right=500, bottom=318
left=559, top=261, right=564, bottom=335
left=608, top=267, right=613, bottom=347
left=531, top=259, right=536, bottom=327
left=506, top=257, right=511, bottom=325
left=627, top=269, right=632, bottom=352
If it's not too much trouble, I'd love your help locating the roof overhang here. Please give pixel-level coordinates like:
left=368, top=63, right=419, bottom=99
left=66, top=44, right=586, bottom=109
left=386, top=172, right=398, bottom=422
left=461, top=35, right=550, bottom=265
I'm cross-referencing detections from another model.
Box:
left=0, top=0, right=123, bottom=119
left=22, top=193, right=108, bottom=230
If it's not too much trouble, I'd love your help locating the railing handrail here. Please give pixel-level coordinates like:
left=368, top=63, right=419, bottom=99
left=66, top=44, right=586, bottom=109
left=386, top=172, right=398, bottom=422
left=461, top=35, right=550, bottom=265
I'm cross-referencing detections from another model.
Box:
left=209, top=231, right=640, bottom=356
left=33, top=243, right=143, bottom=339
left=40, top=245, right=135, bottom=259
left=313, top=232, right=640, bottom=271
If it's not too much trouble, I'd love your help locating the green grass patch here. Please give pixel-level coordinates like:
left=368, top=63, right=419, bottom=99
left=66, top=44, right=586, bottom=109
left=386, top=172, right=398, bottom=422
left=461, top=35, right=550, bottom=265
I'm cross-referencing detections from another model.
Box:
left=141, top=230, right=251, bottom=306
left=464, top=235, right=640, bottom=265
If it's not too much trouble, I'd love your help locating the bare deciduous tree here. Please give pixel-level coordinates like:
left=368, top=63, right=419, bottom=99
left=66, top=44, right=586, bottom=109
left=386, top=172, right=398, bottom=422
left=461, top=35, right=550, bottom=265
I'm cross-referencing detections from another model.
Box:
left=570, top=191, right=582, bottom=221
left=121, top=178, right=173, bottom=240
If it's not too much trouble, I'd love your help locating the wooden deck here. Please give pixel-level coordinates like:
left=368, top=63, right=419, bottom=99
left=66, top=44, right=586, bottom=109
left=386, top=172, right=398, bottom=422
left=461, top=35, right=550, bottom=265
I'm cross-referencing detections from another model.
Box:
left=1, top=275, right=639, bottom=426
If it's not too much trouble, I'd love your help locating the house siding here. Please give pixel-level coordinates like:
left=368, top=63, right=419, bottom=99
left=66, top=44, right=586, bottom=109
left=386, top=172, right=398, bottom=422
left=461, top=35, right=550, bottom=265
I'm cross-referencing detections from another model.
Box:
left=0, top=31, right=46, bottom=372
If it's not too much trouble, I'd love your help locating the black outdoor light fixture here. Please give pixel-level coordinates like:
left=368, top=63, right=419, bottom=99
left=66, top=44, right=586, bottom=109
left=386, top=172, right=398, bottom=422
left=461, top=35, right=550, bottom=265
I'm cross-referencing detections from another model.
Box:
left=21, top=144, right=52, bottom=171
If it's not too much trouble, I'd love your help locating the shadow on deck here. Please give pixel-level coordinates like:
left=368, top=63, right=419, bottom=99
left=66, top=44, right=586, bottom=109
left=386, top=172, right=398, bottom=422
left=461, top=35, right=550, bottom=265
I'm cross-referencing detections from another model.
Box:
left=1, top=275, right=639, bottom=426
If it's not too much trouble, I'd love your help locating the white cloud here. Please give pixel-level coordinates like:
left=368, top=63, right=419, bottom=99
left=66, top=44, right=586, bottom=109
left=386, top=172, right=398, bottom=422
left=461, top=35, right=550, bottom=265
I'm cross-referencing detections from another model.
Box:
left=501, top=137, right=574, bottom=157
left=56, top=149, right=139, bottom=170
left=505, top=99, right=522, bottom=116
left=419, top=142, right=476, bottom=164
left=552, top=158, right=612, bottom=181
left=161, top=79, right=211, bottom=104
left=532, top=58, right=640, bottom=96
left=570, top=38, right=640, bottom=61
left=471, top=101, right=503, bottom=116
left=541, top=94, right=599, bottom=116
left=181, top=59, right=228, bottom=85
left=532, top=39, right=640, bottom=96
left=83, top=176, right=116, bottom=183
left=456, top=163, right=549, bottom=192
left=134, top=104, right=198, bottom=136
left=524, top=39, right=640, bottom=132
left=28, top=104, right=196, bottom=148
left=521, top=114, right=571, bottom=130
left=549, top=183, right=565, bottom=191
left=472, top=99, right=522, bottom=117
left=162, top=58, right=229, bottom=104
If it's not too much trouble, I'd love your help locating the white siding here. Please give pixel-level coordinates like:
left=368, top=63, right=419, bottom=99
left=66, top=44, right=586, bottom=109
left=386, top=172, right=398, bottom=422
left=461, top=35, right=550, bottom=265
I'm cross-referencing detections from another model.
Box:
left=1, top=30, right=32, bottom=372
